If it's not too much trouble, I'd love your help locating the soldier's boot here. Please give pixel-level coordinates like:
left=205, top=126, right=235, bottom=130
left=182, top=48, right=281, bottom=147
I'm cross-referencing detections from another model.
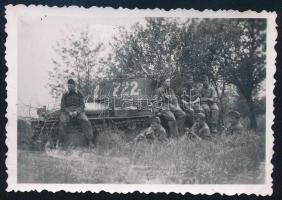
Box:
left=167, top=121, right=179, bottom=138
left=210, top=108, right=219, bottom=134
left=78, top=117, right=94, bottom=147
left=185, top=109, right=194, bottom=128
left=177, top=118, right=186, bottom=137
left=210, top=123, right=218, bottom=134
left=88, top=140, right=95, bottom=149
left=58, top=122, right=67, bottom=147
left=210, top=108, right=219, bottom=122
left=201, top=104, right=210, bottom=120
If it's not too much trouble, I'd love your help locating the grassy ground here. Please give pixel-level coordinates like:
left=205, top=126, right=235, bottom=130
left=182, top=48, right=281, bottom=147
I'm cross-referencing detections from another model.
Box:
left=18, top=128, right=265, bottom=184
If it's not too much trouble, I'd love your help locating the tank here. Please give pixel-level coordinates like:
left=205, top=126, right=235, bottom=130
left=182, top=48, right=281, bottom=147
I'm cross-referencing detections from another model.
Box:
left=30, top=78, right=157, bottom=149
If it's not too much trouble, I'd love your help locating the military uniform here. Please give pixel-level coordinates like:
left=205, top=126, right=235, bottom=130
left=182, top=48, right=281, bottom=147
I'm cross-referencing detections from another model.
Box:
left=155, top=86, right=186, bottom=138
left=181, top=84, right=202, bottom=127
left=200, top=85, right=219, bottom=132
left=224, top=111, right=244, bottom=135
left=153, top=126, right=167, bottom=142
left=59, top=90, right=94, bottom=144
left=225, top=121, right=244, bottom=135
left=191, top=121, right=211, bottom=139
left=134, top=126, right=167, bottom=143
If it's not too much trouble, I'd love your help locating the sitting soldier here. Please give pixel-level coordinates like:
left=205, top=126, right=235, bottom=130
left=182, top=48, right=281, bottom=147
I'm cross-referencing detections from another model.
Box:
left=190, top=112, right=211, bottom=139
left=134, top=117, right=167, bottom=143
left=58, top=78, right=95, bottom=148
left=180, top=74, right=202, bottom=127
left=200, top=75, right=219, bottom=134
left=223, top=111, right=244, bottom=135
left=155, top=78, right=186, bottom=138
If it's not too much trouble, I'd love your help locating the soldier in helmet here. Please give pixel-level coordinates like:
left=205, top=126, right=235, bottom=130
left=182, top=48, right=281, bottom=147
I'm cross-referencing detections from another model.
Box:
left=155, top=78, right=186, bottom=138
left=191, top=112, right=211, bottom=139
left=200, top=75, right=219, bottom=134
left=134, top=116, right=167, bottom=143
left=223, top=111, right=244, bottom=135
left=58, top=79, right=95, bottom=148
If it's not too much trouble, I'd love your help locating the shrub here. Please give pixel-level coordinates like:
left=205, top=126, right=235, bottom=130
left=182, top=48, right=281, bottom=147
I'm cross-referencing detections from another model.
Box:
left=17, top=119, right=33, bottom=150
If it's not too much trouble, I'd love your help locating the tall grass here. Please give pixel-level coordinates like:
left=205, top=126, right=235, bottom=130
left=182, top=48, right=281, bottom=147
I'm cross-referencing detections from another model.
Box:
left=18, top=127, right=265, bottom=184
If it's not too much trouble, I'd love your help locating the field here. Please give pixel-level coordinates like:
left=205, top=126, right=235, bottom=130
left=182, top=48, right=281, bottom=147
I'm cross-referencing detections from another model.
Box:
left=17, top=126, right=265, bottom=184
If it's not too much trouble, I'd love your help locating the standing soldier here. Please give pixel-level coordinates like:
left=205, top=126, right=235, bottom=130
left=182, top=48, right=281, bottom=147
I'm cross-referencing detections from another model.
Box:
left=223, top=111, right=244, bottom=135
left=58, top=79, right=95, bottom=148
left=190, top=112, right=211, bottom=139
left=155, top=78, right=186, bottom=138
left=200, top=75, right=219, bottom=134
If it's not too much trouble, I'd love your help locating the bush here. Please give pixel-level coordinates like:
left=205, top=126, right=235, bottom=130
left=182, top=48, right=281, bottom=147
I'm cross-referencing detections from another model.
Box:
left=17, top=119, right=33, bottom=150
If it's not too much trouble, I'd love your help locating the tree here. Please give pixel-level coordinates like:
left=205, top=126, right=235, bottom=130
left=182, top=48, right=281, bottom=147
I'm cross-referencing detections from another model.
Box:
left=108, top=18, right=184, bottom=83
left=214, top=19, right=266, bottom=129
left=177, top=18, right=266, bottom=129
left=177, top=19, right=235, bottom=122
left=48, top=28, right=104, bottom=99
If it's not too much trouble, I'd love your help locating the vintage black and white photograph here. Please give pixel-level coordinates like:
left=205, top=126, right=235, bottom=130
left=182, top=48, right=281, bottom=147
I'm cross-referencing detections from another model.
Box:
left=5, top=6, right=276, bottom=194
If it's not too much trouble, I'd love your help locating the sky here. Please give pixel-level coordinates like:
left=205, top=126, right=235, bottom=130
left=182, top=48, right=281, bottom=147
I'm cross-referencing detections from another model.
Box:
left=18, top=16, right=145, bottom=116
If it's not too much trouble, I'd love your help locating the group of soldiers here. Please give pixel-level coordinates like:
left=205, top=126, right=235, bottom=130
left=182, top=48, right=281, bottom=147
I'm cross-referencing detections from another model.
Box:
left=135, top=75, right=244, bottom=142
left=58, top=76, right=244, bottom=147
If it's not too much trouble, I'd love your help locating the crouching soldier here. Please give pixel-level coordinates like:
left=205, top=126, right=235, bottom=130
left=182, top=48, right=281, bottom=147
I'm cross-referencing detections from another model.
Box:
left=134, top=117, right=167, bottom=143
left=190, top=112, right=211, bottom=139
left=200, top=75, right=219, bottom=134
left=155, top=78, right=186, bottom=138
left=58, top=79, right=95, bottom=148
left=223, top=111, right=244, bottom=135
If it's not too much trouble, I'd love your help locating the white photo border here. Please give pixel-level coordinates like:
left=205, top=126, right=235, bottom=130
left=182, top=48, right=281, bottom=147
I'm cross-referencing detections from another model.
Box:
left=5, top=5, right=277, bottom=195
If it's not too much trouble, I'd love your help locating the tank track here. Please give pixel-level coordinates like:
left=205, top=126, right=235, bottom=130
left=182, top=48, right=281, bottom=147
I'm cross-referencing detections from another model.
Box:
left=94, top=116, right=151, bottom=131
left=30, top=116, right=151, bottom=149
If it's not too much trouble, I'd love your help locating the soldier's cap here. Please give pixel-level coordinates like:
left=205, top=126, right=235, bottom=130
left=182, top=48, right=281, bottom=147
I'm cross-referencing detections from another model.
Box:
left=194, top=112, right=206, bottom=119
left=151, top=116, right=161, bottom=124
left=202, top=75, right=209, bottom=80
left=67, top=78, right=76, bottom=85
left=228, top=111, right=241, bottom=119
left=186, top=74, right=194, bottom=80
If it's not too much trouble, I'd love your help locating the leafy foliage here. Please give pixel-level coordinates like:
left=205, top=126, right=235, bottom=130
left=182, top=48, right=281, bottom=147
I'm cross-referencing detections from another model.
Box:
left=48, top=28, right=105, bottom=99
left=108, top=18, right=183, bottom=82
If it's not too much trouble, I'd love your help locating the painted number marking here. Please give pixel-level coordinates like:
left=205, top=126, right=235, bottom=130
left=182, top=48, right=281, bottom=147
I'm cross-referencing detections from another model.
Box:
left=121, top=81, right=130, bottom=95
left=93, top=85, right=100, bottom=98
left=113, top=82, right=121, bottom=96
left=130, top=81, right=139, bottom=96
left=112, top=81, right=140, bottom=96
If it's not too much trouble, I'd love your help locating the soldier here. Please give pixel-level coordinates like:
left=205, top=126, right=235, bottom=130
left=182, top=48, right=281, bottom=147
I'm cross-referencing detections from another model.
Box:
left=151, top=116, right=167, bottom=142
left=134, top=117, right=167, bottom=143
left=181, top=74, right=202, bottom=127
left=223, top=111, right=244, bottom=135
left=190, top=112, right=211, bottom=139
left=155, top=78, right=186, bottom=138
left=58, top=79, right=95, bottom=148
left=200, top=75, right=219, bottom=134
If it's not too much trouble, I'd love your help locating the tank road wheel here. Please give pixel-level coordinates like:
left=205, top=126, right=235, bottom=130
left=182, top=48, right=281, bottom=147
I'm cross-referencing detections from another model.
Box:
left=127, top=122, right=137, bottom=131
left=63, top=123, right=88, bottom=148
